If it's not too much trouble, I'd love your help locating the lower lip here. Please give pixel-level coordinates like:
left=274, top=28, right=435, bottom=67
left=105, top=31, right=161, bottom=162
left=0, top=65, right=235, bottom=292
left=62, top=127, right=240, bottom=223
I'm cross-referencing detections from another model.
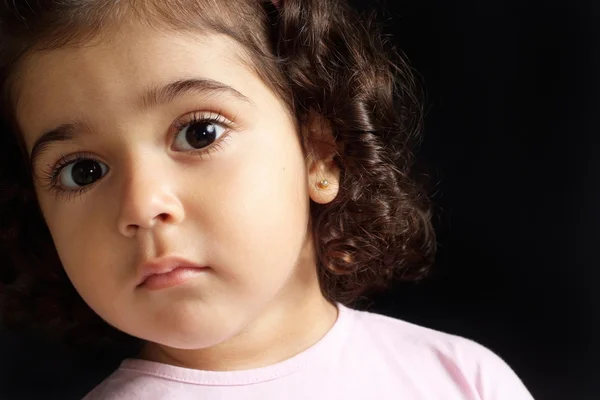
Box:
left=140, top=267, right=207, bottom=291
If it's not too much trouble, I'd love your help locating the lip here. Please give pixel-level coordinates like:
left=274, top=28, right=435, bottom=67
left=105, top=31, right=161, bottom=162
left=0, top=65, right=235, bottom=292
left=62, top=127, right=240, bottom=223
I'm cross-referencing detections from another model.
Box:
left=136, top=256, right=207, bottom=290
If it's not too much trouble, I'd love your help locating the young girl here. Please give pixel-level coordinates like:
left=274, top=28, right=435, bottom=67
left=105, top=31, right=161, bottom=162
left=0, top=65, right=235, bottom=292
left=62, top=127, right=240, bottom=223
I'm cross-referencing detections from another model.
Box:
left=0, top=0, right=534, bottom=399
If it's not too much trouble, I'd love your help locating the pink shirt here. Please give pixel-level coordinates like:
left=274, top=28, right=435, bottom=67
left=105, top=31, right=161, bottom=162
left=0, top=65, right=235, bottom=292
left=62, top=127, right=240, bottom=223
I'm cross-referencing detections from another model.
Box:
left=83, top=304, right=534, bottom=399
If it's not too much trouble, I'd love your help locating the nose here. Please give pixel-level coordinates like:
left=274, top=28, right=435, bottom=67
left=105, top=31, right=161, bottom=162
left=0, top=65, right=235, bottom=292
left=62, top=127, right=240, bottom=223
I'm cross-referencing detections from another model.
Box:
left=116, top=159, right=185, bottom=238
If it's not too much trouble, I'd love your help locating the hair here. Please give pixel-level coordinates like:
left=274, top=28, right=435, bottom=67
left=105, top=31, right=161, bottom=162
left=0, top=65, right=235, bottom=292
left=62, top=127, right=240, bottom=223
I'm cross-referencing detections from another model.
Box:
left=0, top=0, right=436, bottom=349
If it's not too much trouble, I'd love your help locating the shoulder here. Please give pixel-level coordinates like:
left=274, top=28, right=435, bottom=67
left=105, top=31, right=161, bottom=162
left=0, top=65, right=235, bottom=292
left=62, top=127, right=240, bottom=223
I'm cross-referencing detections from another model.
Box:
left=348, top=305, right=495, bottom=360
left=344, top=306, right=535, bottom=400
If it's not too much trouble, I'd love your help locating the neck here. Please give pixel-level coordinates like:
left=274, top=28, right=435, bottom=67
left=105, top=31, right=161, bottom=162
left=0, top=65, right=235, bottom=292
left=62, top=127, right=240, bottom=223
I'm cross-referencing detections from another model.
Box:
left=141, top=292, right=337, bottom=371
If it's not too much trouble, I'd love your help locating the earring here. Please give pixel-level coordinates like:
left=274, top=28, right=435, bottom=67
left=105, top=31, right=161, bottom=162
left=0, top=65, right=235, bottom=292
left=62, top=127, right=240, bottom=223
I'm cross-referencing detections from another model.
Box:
left=317, top=179, right=330, bottom=190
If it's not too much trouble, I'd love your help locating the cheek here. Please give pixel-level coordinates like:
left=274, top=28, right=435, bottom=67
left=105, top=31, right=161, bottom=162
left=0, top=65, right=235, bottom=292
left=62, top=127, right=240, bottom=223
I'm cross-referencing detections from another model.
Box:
left=41, top=202, right=89, bottom=271
left=40, top=199, right=127, bottom=296
left=44, top=210, right=134, bottom=325
left=203, top=127, right=310, bottom=283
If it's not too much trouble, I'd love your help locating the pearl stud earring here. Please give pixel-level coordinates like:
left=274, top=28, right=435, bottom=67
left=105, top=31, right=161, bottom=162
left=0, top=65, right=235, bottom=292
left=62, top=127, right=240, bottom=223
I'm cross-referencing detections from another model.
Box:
left=317, top=179, right=330, bottom=189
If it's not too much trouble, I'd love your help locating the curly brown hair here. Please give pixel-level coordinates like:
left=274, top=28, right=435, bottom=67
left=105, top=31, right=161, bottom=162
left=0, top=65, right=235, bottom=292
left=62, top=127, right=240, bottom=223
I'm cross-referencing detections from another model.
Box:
left=0, top=0, right=435, bottom=348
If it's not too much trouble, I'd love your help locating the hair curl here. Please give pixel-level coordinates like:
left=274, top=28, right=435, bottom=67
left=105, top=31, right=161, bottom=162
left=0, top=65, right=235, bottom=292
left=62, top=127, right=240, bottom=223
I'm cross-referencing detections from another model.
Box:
left=0, top=0, right=435, bottom=348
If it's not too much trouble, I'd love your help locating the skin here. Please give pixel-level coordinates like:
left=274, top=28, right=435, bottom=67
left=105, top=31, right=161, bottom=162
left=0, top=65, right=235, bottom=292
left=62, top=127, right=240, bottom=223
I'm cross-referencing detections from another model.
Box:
left=15, top=20, right=341, bottom=371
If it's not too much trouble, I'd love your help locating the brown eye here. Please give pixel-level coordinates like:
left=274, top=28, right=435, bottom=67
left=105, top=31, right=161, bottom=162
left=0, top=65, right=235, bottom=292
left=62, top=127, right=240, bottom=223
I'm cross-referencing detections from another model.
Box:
left=173, top=120, right=226, bottom=151
left=59, top=159, right=108, bottom=188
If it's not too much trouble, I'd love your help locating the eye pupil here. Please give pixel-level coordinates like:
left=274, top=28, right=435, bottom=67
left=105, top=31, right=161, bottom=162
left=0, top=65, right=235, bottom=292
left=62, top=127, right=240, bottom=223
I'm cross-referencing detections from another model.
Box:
left=186, top=122, right=217, bottom=149
left=72, top=160, right=103, bottom=186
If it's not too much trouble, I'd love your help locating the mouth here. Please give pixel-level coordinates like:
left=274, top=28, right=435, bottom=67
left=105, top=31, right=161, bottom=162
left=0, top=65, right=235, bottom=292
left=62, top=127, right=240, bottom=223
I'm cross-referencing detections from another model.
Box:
left=136, top=256, right=208, bottom=291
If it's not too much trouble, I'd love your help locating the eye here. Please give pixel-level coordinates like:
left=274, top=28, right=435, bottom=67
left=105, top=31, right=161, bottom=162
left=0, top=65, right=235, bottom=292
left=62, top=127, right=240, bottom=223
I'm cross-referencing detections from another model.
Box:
left=173, top=119, right=227, bottom=151
left=58, top=158, right=109, bottom=189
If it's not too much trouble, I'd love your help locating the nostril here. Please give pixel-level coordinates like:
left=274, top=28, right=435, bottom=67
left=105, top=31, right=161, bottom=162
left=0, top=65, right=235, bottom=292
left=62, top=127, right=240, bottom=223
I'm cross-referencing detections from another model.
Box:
left=157, top=213, right=170, bottom=222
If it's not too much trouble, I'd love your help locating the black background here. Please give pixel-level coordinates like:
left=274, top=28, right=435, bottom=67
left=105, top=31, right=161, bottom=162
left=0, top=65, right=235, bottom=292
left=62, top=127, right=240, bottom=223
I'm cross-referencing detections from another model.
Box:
left=1, top=0, right=598, bottom=399
left=356, top=0, right=599, bottom=399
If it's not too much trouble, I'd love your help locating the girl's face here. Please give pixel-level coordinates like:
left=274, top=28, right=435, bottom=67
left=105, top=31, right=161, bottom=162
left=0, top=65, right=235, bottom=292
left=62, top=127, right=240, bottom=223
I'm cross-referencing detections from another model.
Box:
left=15, top=21, right=338, bottom=354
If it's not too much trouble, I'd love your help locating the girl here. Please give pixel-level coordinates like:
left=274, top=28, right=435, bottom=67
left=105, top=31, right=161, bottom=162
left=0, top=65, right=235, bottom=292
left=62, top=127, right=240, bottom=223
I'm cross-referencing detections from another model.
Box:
left=0, top=0, right=534, bottom=399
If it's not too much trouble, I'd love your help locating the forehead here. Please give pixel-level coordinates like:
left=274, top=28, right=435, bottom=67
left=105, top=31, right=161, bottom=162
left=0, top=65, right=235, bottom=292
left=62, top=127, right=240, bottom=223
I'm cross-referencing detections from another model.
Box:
left=14, top=22, right=257, bottom=148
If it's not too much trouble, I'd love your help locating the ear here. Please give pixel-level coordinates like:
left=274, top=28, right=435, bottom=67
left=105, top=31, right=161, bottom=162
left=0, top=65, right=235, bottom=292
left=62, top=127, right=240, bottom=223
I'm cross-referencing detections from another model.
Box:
left=303, top=111, right=341, bottom=205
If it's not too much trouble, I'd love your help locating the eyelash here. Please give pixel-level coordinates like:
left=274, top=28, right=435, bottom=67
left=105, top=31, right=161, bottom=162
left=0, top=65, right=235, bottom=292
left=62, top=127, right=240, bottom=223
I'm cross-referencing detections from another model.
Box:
left=40, top=111, right=234, bottom=199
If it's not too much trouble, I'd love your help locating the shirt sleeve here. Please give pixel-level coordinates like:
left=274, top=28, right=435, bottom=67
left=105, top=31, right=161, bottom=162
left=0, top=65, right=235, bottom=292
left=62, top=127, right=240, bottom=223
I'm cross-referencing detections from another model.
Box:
left=450, top=337, right=536, bottom=400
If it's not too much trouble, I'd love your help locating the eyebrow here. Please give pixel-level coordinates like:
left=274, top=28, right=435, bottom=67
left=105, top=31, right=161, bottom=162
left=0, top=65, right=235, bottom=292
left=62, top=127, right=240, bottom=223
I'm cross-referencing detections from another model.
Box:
left=29, top=78, right=253, bottom=167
